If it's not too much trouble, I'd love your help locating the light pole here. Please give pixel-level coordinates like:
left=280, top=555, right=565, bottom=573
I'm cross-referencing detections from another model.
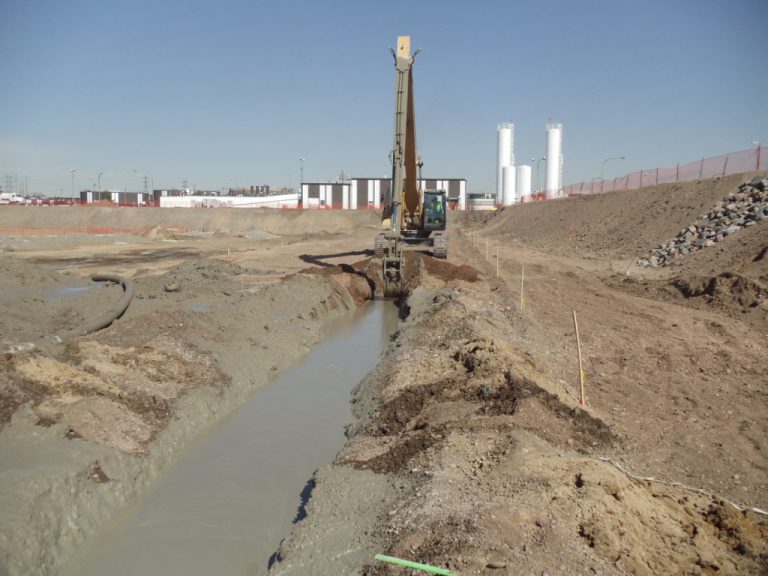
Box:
left=98, top=172, right=103, bottom=190
left=600, top=156, right=626, bottom=181
left=753, top=141, right=761, bottom=171
left=298, top=156, right=306, bottom=202
left=69, top=168, right=76, bottom=197
left=536, top=157, right=546, bottom=193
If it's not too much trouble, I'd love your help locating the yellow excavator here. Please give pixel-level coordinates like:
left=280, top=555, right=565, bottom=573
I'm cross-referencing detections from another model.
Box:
left=375, top=35, right=448, bottom=298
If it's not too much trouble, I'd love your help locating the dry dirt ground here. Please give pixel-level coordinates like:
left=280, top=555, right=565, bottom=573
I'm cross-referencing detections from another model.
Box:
left=1, top=173, right=767, bottom=576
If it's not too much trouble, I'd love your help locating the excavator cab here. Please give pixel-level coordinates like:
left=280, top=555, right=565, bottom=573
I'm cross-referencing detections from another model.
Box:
left=423, top=190, right=447, bottom=232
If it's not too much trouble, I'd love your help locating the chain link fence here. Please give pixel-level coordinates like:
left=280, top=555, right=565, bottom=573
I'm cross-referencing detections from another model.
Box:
left=562, top=146, right=765, bottom=197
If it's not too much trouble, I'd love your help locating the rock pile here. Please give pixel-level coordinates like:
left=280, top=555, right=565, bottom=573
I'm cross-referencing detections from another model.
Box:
left=638, top=176, right=768, bottom=267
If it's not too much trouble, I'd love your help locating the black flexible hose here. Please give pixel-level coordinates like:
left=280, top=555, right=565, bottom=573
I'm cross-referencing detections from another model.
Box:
left=5, top=274, right=135, bottom=353
left=65, top=274, right=135, bottom=337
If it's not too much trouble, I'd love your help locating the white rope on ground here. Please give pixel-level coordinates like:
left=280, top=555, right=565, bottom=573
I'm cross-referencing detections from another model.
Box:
left=596, top=456, right=768, bottom=517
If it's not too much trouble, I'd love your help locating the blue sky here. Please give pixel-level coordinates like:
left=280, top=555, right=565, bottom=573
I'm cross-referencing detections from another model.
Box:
left=1, top=0, right=766, bottom=196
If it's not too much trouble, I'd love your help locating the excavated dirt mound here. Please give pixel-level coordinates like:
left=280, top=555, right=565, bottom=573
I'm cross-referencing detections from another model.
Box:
left=299, top=261, right=376, bottom=304
left=401, top=251, right=478, bottom=296
left=674, top=271, right=766, bottom=309
left=143, top=225, right=179, bottom=240
left=605, top=221, right=768, bottom=331
left=470, top=172, right=765, bottom=260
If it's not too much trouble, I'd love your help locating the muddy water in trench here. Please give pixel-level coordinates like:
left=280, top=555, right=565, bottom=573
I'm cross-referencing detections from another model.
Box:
left=64, top=300, right=399, bottom=576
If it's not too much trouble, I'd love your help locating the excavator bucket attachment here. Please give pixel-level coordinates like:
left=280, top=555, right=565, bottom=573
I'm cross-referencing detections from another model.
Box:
left=382, top=234, right=404, bottom=298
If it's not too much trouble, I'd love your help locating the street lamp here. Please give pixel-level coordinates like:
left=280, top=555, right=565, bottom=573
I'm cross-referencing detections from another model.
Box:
left=600, top=156, right=626, bottom=181
left=536, top=157, right=546, bottom=193
left=98, top=172, right=103, bottom=190
left=69, top=168, right=76, bottom=197
left=299, top=157, right=305, bottom=187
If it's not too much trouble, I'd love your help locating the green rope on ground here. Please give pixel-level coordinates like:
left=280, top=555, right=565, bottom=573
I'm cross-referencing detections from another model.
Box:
left=374, top=554, right=459, bottom=575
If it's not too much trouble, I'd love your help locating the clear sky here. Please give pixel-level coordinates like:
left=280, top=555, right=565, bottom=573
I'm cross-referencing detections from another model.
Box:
left=1, top=0, right=766, bottom=196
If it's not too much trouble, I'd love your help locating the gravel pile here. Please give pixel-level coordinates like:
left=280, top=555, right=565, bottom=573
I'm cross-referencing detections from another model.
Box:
left=638, top=176, right=768, bottom=268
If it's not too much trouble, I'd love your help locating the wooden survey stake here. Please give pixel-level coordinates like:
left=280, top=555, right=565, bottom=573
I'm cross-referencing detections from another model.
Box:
left=573, top=310, right=585, bottom=405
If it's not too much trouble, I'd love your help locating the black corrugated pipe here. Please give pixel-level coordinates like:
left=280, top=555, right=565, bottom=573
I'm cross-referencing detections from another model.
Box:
left=5, top=274, right=135, bottom=354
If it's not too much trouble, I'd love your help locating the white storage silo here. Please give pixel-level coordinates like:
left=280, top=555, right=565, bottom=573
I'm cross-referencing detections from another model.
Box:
left=517, top=164, right=532, bottom=201
left=546, top=122, right=563, bottom=199
left=497, top=123, right=514, bottom=204
left=502, top=165, right=516, bottom=206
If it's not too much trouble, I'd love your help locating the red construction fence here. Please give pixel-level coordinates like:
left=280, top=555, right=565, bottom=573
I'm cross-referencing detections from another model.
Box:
left=561, top=145, right=765, bottom=197
left=0, top=225, right=189, bottom=237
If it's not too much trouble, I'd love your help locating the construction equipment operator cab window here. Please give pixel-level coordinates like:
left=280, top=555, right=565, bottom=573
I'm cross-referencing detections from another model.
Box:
left=424, top=191, right=446, bottom=229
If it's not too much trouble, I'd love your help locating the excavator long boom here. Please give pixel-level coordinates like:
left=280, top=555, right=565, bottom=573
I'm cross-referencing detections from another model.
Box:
left=384, top=35, right=420, bottom=235
left=403, top=49, right=420, bottom=220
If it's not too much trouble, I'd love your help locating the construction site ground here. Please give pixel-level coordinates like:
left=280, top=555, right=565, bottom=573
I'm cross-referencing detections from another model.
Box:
left=0, top=172, right=766, bottom=576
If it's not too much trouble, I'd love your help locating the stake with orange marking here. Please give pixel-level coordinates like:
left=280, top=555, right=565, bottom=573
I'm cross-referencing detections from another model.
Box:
left=573, top=310, right=586, bottom=405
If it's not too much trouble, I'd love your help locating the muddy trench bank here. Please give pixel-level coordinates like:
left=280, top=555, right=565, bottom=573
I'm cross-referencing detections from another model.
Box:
left=0, top=259, right=373, bottom=576
left=270, top=263, right=768, bottom=576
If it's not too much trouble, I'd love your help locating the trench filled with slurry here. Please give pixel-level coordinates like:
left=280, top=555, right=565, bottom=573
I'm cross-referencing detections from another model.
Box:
left=61, top=300, right=398, bottom=576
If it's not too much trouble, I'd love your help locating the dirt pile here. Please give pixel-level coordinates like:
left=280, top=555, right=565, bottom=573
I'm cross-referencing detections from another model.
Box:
left=638, top=175, right=768, bottom=268
left=143, top=225, right=179, bottom=240
left=468, top=171, right=765, bottom=260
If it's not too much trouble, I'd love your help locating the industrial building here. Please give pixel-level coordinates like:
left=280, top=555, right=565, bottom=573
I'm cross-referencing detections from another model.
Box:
left=79, top=188, right=300, bottom=208
left=301, top=178, right=467, bottom=210
left=80, top=190, right=155, bottom=206
left=77, top=178, right=467, bottom=210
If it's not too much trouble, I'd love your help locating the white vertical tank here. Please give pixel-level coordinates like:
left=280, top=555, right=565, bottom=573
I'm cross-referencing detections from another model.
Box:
left=373, top=180, right=381, bottom=208
left=342, top=184, right=350, bottom=210
left=517, top=164, right=532, bottom=201
left=497, top=123, right=514, bottom=204
left=502, top=165, right=516, bottom=206
left=350, top=180, right=358, bottom=209
left=546, top=122, right=563, bottom=199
